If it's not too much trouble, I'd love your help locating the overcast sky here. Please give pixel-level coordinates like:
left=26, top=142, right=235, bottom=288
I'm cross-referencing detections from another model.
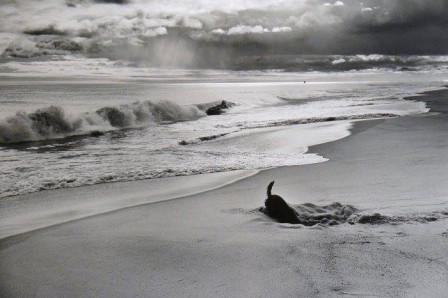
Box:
left=1, top=0, right=447, bottom=67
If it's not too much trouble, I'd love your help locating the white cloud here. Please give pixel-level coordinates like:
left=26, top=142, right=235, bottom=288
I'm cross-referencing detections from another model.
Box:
left=181, top=17, right=203, bottom=29
left=211, top=29, right=226, bottom=35
left=272, top=26, right=292, bottom=33
left=142, top=27, right=167, bottom=37
left=227, top=25, right=265, bottom=35
left=212, top=25, right=292, bottom=35
left=324, top=1, right=344, bottom=7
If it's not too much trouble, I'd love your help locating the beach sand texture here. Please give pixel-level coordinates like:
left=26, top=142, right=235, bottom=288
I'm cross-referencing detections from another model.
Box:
left=1, top=88, right=448, bottom=297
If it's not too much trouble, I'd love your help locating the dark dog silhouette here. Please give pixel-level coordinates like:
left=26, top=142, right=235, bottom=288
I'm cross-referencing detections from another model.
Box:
left=263, top=181, right=353, bottom=226
left=264, top=181, right=301, bottom=224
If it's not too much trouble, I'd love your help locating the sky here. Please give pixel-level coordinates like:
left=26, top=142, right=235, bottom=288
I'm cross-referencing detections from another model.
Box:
left=0, top=0, right=447, bottom=68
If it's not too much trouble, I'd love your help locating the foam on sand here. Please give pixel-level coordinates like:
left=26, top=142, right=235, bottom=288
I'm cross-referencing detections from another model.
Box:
left=260, top=201, right=357, bottom=226
left=259, top=201, right=448, bottom=227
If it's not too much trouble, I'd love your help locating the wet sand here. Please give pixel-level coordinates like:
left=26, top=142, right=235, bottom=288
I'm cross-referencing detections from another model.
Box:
left=1, top=88, right=448, bottom=297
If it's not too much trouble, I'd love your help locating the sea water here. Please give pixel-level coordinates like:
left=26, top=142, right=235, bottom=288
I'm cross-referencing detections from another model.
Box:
left=1, top=55, right=447, bottom=198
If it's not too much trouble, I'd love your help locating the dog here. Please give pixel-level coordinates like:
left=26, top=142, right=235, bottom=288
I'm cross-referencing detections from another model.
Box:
left=264, top=181, right=301, bottom=224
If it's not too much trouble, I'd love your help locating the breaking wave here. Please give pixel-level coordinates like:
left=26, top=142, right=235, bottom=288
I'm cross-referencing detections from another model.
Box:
left=0, top=100, right=205, bottom=144
left=231, top=54, right=448, bottom=72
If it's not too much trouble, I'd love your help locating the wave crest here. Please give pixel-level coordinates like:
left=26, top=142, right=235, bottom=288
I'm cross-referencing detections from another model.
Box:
left=0, top=100, right=205, bottom=144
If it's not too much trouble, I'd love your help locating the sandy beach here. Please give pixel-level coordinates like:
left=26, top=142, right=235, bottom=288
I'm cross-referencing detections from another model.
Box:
left=0, top=87, right=447, bottom=297
left=1, top=0, right=448, bottom=296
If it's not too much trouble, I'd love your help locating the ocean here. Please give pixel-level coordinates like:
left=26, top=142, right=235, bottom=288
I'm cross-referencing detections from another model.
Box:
left=1, top=55, right=447, bottom=198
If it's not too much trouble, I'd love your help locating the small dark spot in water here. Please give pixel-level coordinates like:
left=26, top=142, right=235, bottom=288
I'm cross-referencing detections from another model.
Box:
left=357, top=213, right=388, bottom=224
left=43, top=182, right=56, bottom=188
left=199, top=133, right=228, bottom=142
left=331, top=286, right=347, bottom=294
left=205, top=100, right=235, bottom=115
left=101, top=175, right=114, bottom=181
left=90, top=130, right=105, bottom=137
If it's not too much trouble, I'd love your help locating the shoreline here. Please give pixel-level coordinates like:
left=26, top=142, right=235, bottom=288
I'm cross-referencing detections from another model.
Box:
left=1, top=86, right=448, bottom=297
left=404, top=85, right=448, bottom=114
left=0, top=86, right=446, bottom=240
left=0, top=119, right=354, bottom=239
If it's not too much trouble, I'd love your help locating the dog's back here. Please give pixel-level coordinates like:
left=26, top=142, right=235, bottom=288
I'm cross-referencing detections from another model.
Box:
left=264, top=181, right=299, bottom=224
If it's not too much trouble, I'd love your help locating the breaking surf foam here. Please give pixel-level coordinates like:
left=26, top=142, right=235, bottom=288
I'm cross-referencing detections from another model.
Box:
left=0, top=100, right=205, bottom=144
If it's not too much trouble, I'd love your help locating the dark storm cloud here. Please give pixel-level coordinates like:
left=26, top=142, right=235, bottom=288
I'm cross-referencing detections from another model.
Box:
left=186, top=0, right=448, bottom=56
left=336, top=0, right=448, bottom=54
left=1, top=0, right=447, bottom=67
left=347, top=0, right=448, bottom=33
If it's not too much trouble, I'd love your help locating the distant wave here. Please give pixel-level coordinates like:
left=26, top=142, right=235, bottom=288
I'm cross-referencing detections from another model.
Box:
left=328, top=54, right=448, bottom=72
left=229, top=54, right=448, bottom=72
left=0, top=100, right=205, bottom=144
